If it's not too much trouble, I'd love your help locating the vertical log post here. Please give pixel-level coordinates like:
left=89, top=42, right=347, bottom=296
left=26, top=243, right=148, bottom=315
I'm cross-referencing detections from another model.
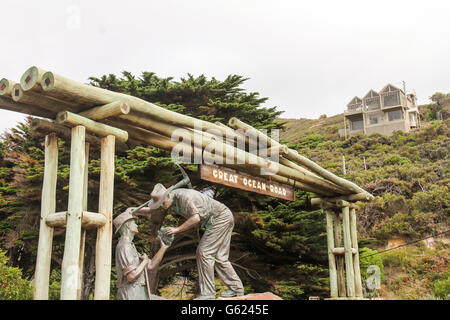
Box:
left=94, top=135, right=116, bottom=299
left=333, top=213, right=346, bottom=297
left=325, top=209, right=338, bottom=298
left=34, top=133, right=58, bottom=300
left=60, top=126, right=86, bottom=300
left=350, top=207, right=363, bottom=298
left=77, top=142, right=90, bottom=300
left=342, top=205, right=356, bottom=297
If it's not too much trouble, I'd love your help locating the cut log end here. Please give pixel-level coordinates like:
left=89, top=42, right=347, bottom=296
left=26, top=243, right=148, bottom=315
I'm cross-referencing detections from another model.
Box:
left=41, top=71, right=55, bottom=91
left=121, top=103, right=130, bottom=114
left=11, top=84, right=23, bottom=102
left=228, top=117, right=238, bottom=126
left=0, top=78, right=10, bottom=95
left=20, top=66, right=41, bottom=91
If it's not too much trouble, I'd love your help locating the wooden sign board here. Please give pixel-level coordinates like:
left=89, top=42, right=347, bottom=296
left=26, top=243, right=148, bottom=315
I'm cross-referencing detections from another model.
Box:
left=200, top=164, right=295, bottom=201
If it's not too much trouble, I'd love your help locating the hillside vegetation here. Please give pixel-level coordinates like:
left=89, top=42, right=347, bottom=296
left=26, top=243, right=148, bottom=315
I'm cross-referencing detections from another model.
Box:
left=278, top=105, right=449, bottom=299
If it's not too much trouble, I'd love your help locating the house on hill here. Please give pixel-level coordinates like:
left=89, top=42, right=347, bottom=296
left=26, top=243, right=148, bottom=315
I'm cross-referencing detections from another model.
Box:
left=342, top=84, right=420, bottom=137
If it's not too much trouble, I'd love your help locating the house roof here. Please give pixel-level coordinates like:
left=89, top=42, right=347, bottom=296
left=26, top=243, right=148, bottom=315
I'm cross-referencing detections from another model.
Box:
left=347, top=96, right=362, bottom=107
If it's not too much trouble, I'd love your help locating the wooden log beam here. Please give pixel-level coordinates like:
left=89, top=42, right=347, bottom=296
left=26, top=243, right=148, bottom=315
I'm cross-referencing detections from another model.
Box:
left=225, top=164, right=333, bottom=196
left=333, top=213, right=347, bottom=297
left=34, top=133, right=58, bottom=300
left=228, top=117, right=374, bottom=198
left=45, top=211, right=108, bottom=229
left=116, top=113, right=349, bottom=195
left=12, top=83, right=81, bottom=113
left=94, top=135, right=115, bottom=300
left=311, top=197, right=363, bottom=209
left=350, top=207, right=363, bottom=298
left=77, top=142, right=89, bottom=300
left=0, top=78, right=15, bottom=96
left=30, top=118, right=130, bottom=152
left=0, top=96, right=56, bottom=118
left=56, top=111, right=128, bottom=143
left=325, top=209, right=338, bottom=298
left=79, top=101, right=130, bottom=120
left=106, top=119, right=335, bottom=196
left=20, top=66, right=48, bottom=93
left=332, top=247, right=357, bottom=255
left=28, top=69, right=233, bottom=136
left=61, top=126, right=86, bottom=300
left=342, top=205, right=356, bottom=297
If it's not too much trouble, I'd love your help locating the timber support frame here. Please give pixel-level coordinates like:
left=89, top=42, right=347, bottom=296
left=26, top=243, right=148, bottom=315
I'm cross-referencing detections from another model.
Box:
left=34, top=123, right=119, bottom=300
left=312, top=197, right=364, bottom=299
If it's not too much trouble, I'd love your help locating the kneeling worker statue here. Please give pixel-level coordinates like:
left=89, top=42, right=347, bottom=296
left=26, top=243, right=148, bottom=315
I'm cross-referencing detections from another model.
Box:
left=113, top=207, right=173, bottom=300
left=148, top=184, right=244, bottom=300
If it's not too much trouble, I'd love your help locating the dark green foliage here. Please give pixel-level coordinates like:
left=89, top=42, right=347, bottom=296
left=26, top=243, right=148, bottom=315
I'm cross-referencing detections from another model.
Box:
left=88, top=72, right=285, bottom=130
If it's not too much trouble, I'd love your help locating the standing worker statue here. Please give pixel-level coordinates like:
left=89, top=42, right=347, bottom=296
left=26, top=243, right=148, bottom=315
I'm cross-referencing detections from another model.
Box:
left=113, top=207, right=174, bottom=300
left=148, top=183, right=244, bottom=300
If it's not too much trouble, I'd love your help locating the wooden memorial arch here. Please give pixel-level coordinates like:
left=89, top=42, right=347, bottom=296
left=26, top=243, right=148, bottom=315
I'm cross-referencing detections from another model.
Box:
left=0, top=67, right=374, bottom=300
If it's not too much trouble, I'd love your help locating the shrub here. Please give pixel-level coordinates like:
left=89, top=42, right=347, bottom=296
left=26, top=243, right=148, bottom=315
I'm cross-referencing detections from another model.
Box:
left=433, top=274, right=450, bottom=299
left=0, top=249, right=33, bottom=300
left=383, top=154, right=411, bottom=166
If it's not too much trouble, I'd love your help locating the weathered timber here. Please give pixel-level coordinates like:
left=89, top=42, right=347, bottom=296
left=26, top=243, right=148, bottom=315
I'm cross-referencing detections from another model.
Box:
left=33, top=133, right=58, bottom=300
left=333, top=213, right=347, bottom=297
left=332, top=247, right=357, bottom=255
left=0, top=96, right=56, bottom=118
left=225, top=164, right=333, bottom=196
left=32, top=69, right=234, bottom=135
left=310, top=197, right=360, bottom=209
left=350, top=207, right=363, bottom=298
left=94, top=135, right=115, bottom=300
left=45, top=211, right=107, bottom=229
left=325, top=210, right=338, bottom=298
left=79, top=101, right=130, bottom=120
left=77, top=142, right=89, bottom=299
left=30, top=118, right=130, bottom=152
left=11, top=83, right=81, bottom=113
left=342, top=205, right=356, bottom=297
left=117, top=113, right=349, bottom=195
left=56, top=111, right=128, bottom=143
left=0, top=78, right=15, bottom=96
left=20, top=66, right=48, bottom=93
left=228, top=117, right=373, bottom=198
left=60, top=126, right=85, bottom=300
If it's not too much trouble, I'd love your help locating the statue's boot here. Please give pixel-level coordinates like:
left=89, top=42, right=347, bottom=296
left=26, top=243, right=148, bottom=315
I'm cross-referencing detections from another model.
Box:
left=220, top=289, right=244, bottom=298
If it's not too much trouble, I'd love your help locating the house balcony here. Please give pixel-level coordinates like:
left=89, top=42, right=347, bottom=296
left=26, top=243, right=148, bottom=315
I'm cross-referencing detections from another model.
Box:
left=344, top=106, right=363, bottom=115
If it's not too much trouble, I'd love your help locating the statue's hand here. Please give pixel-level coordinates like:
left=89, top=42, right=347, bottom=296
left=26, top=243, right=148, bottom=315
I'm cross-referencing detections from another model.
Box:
left=141, top=253, right=149, bottom=264
left=166, top=227, right=178, bottom=235
left=158, top=227, right=176, bottom=247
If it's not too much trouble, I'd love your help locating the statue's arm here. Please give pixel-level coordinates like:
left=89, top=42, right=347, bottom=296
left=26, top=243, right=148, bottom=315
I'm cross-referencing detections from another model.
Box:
left=127, top=207, right=152, bottom=215
left=147, top=245, right=169, bottom=271
left=168, top=213, right=201, bottom=235
left=124, top=255, right=149, bottom=283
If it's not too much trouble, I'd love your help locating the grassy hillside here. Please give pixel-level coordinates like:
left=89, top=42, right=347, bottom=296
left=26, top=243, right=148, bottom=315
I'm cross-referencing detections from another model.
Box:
left=277, top=108, right=449, bottom=299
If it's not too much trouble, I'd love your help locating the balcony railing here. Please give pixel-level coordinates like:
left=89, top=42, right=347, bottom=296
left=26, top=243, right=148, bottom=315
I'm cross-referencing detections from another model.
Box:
left=345, top=106, right=363, bottom=114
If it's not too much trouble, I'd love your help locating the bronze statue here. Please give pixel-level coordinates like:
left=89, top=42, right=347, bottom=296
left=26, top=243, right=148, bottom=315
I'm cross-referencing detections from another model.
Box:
left=149, top=183, right=244, bottom=300
left=113, top=207, right=173, bottom=300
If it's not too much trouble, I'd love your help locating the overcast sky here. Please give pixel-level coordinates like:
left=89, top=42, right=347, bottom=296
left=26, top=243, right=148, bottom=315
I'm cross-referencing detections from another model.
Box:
left=1, top=0, right=450, bottom=134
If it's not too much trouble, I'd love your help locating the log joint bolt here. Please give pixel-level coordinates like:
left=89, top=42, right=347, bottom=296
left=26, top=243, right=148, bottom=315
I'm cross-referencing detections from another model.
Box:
left=34, top=126, right=116, bottom=300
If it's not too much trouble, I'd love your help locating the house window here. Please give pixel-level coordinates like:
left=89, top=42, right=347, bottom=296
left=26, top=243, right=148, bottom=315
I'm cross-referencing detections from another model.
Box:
left=367, top=115, right=381, bottom=125
left=350, top=119, right=363, bottom=130
left=365, top=98, right=380, bottom=111
left=383, top=92, right=400, bottom=107
left=388, top=110, right=403, bottom=121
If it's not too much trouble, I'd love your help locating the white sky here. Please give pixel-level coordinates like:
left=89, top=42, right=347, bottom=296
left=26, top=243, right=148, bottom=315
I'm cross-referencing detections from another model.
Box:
left=1, top=0, right=450, bottom=133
